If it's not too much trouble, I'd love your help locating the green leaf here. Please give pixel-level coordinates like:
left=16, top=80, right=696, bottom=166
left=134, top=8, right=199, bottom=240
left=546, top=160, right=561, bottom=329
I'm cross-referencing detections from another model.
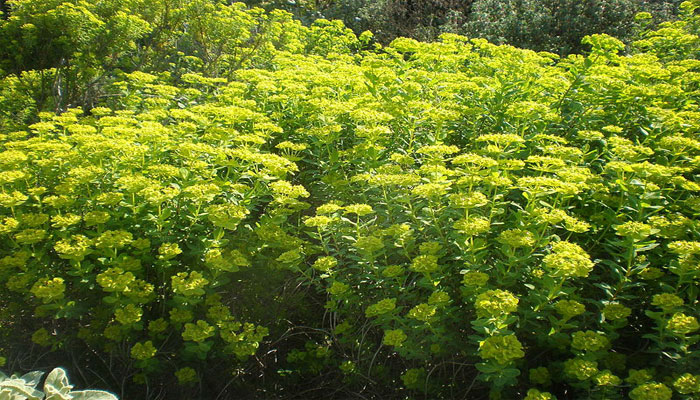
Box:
left=44, top=368, right=70, bottom=393
left=71, top=390, right=118, bottom=400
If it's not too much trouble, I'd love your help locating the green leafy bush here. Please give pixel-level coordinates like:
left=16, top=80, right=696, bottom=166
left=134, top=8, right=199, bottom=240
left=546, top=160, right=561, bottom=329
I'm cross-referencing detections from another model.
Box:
left=461, top=0, right=682, bottom=54
left=1, top=0, right=699, bottom=399
left=0, top=72, right=286, bottom=397
left=245, top=0, right=681, bottom=52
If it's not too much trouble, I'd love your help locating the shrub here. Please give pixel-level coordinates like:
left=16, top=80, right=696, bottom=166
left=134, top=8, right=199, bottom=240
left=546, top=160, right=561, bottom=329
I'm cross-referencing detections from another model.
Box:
left=1, top=1, right=699, bottom=399
left=461, top=0, right=681, bottom=54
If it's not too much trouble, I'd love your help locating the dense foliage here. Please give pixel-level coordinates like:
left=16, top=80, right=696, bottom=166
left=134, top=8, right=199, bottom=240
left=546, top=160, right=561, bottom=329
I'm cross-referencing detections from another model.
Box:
left=1, top=0, right=699, bottom=399
left=244, top=0, right=682, bottom=52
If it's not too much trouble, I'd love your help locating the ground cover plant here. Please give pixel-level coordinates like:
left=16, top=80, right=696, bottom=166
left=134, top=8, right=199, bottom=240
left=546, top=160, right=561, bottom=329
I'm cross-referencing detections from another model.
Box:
left=0, top=367, right=117, bottom=399
left=0, top=0, right=699, bottom=399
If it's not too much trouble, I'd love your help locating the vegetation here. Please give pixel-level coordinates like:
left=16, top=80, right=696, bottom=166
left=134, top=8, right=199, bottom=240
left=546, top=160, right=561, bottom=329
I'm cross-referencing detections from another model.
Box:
left=244, top=0, right=683, bottom=52
left=0, top=367, right=117, bottom=399
left=0, top=0, right=699, bottom=399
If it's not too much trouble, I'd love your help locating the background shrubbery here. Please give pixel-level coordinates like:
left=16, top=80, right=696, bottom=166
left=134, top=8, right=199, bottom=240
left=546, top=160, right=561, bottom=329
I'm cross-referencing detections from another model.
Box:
left=243, top=0, right=683, bottom=52
left=0, top=0, right=699, bottom=399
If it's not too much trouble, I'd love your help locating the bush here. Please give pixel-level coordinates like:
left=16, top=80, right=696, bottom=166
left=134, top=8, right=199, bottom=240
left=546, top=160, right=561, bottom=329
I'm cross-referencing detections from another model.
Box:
left=1, top=1, right=699, bottom=399
left=461, top=0, right=683, bottom=54
left=243, top=0, right=682, bottom=53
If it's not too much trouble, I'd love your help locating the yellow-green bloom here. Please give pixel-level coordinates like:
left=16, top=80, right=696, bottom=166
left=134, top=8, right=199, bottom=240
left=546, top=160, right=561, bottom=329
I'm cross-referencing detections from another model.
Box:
left=602, top=303, right=631, bottom=321
left=182, top=320, right=215, bottom=342
left=543, top=241, right=594, bottom=278
left=651, top=293, right=684, bottom=311
left=343, top=203, right=373, bottom=216
left=453, top=216, right=490, bottom=236
left=0, top=191, right=28, bottom=208
left=401, top=368, right=425, bottom=390
left=276, top=249, right=302, bottom=264
left=594, top=370, right=621, bottom=386
left=175, top=367, right=198, bottom=384
left=115, top=304, right=143, bottom=325
left=54, top=235, right=92, bottom=261
left=96, top=267, right=135, bottom=292
left=14, top=229, right=47, bottom=245
left=626, top=369, right=654, bottom=385
left=158, top=243, right=182, bottom=260
left=30, top=277, right=65, bottom=303
left=83, top=211, right=110, bottom=226
left=428, top=291, right=450, bottom=307
left=615, top=221, right=655, bottom=241
left=354, top=236, right=384, bottom=255
left=96, top=192, right=123, bottom=206
left=498, top=229, right=536, bottom=248
left=95, top=230, right=133, bottom=250
left=0, top=217, right=19, bottom=234
left=328, top=281, right=350, bottom=296
left=449, top=192, right=488, bottom=209
left=411, top=182, right=451, bottom=199
left=383, top=329, right=407, bottom=347
left=169, top=308, right=193, bottom=324
left=462, top=271, right=489, bottom=287
left=148, top=318, right=169, bottom=335
left=475, top=289, right=519, bottom=318
left=673, top=373, right=700, bottom=394
left=316, top=203, right=343, bottom=214
left=635, top=11, right=652, bottom=20
left=18, top=213, right=48, bottom=228
left=666, top=313, right=699, bottom=335
left=668, top=241, right=700, bottom=256
left=51, top=213, right=81, bottom=229
left=312, top=256, right=337, bottom=272
left=32, top=328, right=52, bottom=347
left=419, top=241, right=442, bottom=255
left=479, top=335, right=525, bottom=364
left=407, top=303, right=436, bottom=322
left=524, top=389, right=556, bottom=400
left=365, top=298, right=396, bottom=318
left=182, top=183, right=220, bottom=203
left=629, top=383, right=672, bottom=400
left=410, top=254, right=439, bottom=274
left=206, top=203, right=248, bottom=229
left=564, top=358, right=598, bottom=381
left=382, top=265, right=404, bottom=278
left=304, top=215, right=333, bottom=228
left=571, top=331, right=609, bottom=352
left=131, top=341, right=157, bottom=360
left=171, top=271, right=208, bottom=297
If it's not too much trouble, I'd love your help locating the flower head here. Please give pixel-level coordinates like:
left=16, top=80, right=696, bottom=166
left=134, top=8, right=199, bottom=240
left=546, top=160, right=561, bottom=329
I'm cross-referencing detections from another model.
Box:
left=475, top=289, right=519, bottom=318
left=673, top=373, right=700, bottom=395
left=131, top=341, right=157, bottom=360
left=366, top=298, right=396, bottom=318
left=666, top=313, right=699, bottom=335
left=571, top=330, right=609, bottom=352
left=410, top=254, right=439, bottom=274
left=564, top=358, right=598, bottom=381
left=602, top=303, right=631, bottom=321
left=629, top=383, right=672, bottom=400
left=383, top=329, right=407, bottom=347
left=651, top=293, right=684, bottom=311
left=543, top=241, right=594, bottom=278
left=479, top=335, right=525, bottom=364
